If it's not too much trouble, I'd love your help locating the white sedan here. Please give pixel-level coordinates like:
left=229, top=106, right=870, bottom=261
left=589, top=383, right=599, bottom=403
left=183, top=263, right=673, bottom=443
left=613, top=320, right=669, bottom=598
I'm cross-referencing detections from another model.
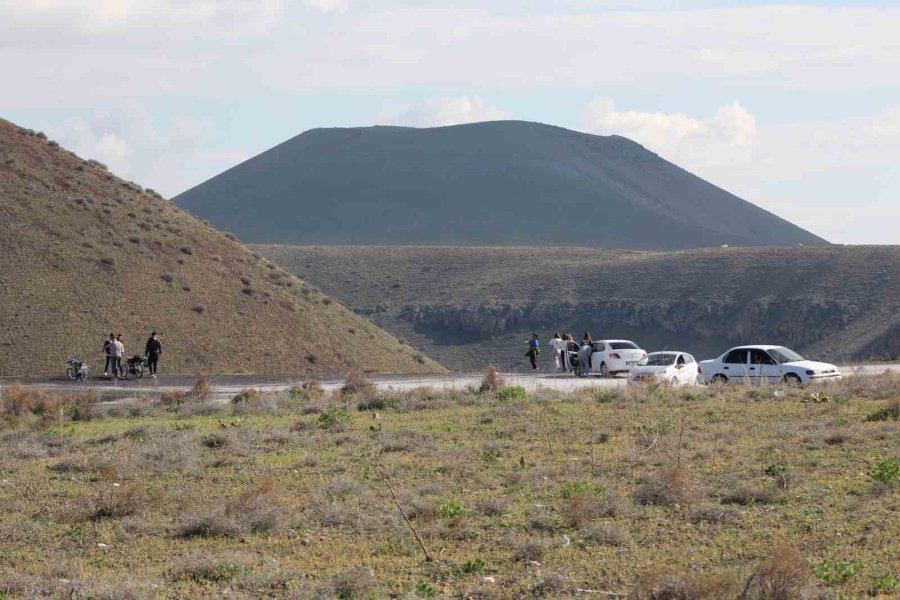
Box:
left=699, top=345, right=842, bottom=385
left=629, top=351, right=699, bottom=386
left=589, top=340, right=647, bottom=378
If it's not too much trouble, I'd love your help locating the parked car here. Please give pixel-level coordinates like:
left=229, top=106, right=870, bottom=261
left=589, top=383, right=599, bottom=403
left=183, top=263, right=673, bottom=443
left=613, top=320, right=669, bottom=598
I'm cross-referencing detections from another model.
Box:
left=698, top=345, right=842, bottom=385
left=589, top=340, right=647, bottom=378
left=629, top=351, right=699, bottom=386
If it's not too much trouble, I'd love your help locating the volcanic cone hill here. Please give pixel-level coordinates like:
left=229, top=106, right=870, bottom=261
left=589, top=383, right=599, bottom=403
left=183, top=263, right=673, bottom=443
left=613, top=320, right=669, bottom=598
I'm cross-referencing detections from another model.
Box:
left=0, top=118, right=444, bottom=376
left=175, top=120, right=826, bottom=249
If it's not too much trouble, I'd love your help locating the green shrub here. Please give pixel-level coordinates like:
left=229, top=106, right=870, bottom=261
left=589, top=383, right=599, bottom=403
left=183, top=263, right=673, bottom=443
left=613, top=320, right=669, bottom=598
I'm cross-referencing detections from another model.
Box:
left=868, top=456, right=900, bottom=485
left=813, top=558, right=862, bottom=586
left=460, top=558, right=485, bottom=574
left=358, top=396, right=400, bottom=411
left=318, top=408, right=353, bottom=431
left=560, top=480, right=602, bottom=499
left=437, top=499, right=466, bottom=519
left=871, top=571, right=900, bottom=593
left=414, top=581, right=436, bottom=598
left=864, top=399, right=900, bottom=422
left=764, top=462, right=789, bottom=476
left=496, top=386, right=526, bottom=401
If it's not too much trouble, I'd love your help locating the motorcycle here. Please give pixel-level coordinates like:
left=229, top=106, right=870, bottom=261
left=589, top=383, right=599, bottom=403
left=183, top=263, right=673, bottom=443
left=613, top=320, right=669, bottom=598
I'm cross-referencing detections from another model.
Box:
left=66, top=356, right=89, bottom=381
left=121, top=355, right=148, bottom=379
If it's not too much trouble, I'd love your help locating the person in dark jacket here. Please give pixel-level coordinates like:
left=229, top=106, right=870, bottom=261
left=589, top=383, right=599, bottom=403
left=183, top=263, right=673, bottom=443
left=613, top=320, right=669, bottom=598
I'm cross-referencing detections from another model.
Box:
left=102, top=333, right=114, bottom=376
left=145, top=332, right=162, bottom=376
left=525, top=333, right=540, bottom=370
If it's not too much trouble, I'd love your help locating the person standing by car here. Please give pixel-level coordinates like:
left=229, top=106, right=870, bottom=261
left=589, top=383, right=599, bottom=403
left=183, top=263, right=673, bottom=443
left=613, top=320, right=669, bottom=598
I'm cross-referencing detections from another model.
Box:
left=550, top=333, right=566, bottom=372
left=564, top=334, right=576, bottom=372
left=525, top=333, right=540, bottom=371
left=145, top=331, right=162, bottom=377
left=102, top=333, right=114, bottom=376
left=578, top=339, right=593, bottom=377
left=111, top=334, right=125, bottom=379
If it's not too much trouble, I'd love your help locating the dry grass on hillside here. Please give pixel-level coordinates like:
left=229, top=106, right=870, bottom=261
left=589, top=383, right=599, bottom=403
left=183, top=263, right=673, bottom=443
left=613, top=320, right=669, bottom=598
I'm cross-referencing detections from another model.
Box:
left=0, top=120, right=444, bottom=376
left=0, top=373, right=897, bottom=598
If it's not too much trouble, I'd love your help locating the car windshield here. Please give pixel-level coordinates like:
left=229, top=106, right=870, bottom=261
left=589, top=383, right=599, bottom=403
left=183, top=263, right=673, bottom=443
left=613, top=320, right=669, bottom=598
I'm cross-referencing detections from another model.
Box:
left=640, top=354, right=676, bottom=366
left=609, top=341, right=639, bottom=350
left=769, top=347, right=805, bottom=364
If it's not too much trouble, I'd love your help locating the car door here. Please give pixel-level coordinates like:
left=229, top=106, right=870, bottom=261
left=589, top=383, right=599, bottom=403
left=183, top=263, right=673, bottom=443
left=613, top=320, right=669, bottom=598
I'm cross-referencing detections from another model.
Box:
left=678, top=354, right=698, bottom=384
left=721, top=349, right=749, bottom=382
left=756, top=349, right=782, bottom=383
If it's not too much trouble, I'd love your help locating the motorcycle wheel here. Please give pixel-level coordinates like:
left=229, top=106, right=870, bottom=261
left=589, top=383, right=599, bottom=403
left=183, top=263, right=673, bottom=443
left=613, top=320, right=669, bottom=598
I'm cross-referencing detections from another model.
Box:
left=135, top=363, right=144, bottom=378
left=66, top=366, right=78, bottom=380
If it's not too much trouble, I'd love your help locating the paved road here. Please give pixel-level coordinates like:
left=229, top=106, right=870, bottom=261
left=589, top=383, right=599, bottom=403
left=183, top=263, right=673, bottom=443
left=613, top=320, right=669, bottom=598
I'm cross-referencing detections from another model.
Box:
left=3, top=363, right=898, bottom=401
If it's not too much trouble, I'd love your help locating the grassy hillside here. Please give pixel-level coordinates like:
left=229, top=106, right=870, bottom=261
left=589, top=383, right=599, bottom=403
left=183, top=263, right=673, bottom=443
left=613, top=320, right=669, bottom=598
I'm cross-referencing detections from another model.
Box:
left=0, top=119, right=444, bottom=376
left=258, top=245, right=900, bottom=370
left=1, top=375, right=898, bottom=597
left=175, top=121, right=826, bottom=250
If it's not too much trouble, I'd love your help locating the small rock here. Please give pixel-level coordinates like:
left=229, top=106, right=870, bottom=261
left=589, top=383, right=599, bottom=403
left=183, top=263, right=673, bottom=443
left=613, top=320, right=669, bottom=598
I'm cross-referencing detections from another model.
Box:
left=112, top=482, right=120, bottom=487
left=301, top=538, right=311, bottom=546
left=483, top=576, right=496, bottom=584
left=97, top=543, right=108, bottom=548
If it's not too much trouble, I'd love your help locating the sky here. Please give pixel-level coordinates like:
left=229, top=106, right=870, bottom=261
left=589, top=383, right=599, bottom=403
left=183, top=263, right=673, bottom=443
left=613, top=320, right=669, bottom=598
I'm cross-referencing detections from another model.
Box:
left=2, top=0, right=898, bottom=245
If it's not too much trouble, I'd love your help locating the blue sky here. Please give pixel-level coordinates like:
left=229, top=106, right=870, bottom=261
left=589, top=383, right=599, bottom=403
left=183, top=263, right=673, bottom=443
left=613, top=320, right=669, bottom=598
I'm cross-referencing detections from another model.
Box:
left=2, top=0, right=898, bottom=244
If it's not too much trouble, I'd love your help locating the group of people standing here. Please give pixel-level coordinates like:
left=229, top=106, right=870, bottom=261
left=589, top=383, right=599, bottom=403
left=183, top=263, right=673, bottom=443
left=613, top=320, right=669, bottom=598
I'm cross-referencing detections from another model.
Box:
left=526, top=332, right=596, bottom=376
left=102, top=332, right=163, bottom=379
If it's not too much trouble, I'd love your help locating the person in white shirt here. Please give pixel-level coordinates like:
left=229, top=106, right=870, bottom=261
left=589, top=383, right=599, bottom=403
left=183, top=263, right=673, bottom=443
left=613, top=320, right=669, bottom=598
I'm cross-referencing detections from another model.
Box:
left=550, top=333, right=566, bottom=372
left=111, top=334, right=125, bottom=378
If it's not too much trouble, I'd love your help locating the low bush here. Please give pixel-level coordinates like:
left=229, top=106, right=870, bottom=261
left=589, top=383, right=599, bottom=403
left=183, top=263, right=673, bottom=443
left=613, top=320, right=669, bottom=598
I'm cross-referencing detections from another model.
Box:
left=231, top=389, right=259, bottom=404
left=868, top=456, right=900, bottom=485
left=496, top=386, right=526, bottom=401
left=634, top=466, right=698, bottom=508
left=342, top=371, right=376, bottom=397
left=318, top=408, right=353, bottom=431
left=479, top=365, right=504, bottom=393
left=813, top=558, right=862, bottom=586
left=864, top=399, right=900, bottom=422
left=171, top=551, right=254, bottom=583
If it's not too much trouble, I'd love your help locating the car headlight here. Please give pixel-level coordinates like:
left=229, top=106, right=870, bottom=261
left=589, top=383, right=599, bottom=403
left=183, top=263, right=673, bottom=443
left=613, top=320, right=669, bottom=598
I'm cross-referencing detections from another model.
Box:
left=805, top=370, right=816, bottom=376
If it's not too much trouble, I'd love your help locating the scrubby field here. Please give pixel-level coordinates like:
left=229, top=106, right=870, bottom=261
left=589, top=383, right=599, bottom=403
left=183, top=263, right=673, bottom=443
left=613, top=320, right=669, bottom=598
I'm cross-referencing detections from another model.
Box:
left=1, top=373, right=898, bottom=599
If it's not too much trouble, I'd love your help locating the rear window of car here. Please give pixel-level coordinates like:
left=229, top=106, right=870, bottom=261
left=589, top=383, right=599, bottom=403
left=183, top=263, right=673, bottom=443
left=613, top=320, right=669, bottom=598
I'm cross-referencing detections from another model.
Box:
left=609, top=342, right=639, bottom=350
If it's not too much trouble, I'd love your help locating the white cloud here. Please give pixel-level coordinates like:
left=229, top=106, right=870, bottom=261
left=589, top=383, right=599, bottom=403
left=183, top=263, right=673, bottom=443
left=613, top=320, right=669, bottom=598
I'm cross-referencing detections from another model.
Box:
left=302, top=0, right=348, bottom=14
left=0, top=0, right=284, bottom=38
left=582, top=98, right=758, bottom=167
left=386, top=96, right=507, bottom=127
left=581, top=100, right=900, bottom=244
left=47, top=103, right=237, bottom=197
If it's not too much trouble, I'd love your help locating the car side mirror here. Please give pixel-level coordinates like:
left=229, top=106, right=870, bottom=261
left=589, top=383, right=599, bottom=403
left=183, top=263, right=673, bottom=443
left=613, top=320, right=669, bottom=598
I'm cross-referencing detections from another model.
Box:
left=675, top=363, right=683, bottom=369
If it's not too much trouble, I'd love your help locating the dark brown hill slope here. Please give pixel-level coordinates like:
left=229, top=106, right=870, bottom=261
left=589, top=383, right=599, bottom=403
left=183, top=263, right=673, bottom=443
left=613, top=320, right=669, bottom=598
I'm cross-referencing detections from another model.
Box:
left=259, top=245, right=900, bottom=370
left=174, top=121, right=827, bottom=250
left=0, top=119, right=444, bottom=376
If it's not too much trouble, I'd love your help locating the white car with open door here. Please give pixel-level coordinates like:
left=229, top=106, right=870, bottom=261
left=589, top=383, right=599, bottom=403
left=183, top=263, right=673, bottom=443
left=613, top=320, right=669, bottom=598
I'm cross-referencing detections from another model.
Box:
left=699, top=345, right=841, bottom=386
left=589, top=340, right=647, bottom=378
left=629, top=351, right=699, bottom=386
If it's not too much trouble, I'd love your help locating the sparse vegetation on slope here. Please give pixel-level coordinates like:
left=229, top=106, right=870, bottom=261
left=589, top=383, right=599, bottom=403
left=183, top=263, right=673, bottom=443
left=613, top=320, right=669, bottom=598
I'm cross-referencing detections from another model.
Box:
left=0, top=374, right=897, bottom=597
left=0, top=118, right=444, bottom=376
left=259, top=245, right=900, bottom=370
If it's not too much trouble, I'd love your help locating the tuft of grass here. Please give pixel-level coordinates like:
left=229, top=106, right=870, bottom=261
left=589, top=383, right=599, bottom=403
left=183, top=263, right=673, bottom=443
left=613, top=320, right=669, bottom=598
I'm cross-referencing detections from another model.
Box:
left=479, top=365, right=504, bottom=393
left=171, top=551, right=254, bottom=583
left=634, top=466, right=698, bottom=508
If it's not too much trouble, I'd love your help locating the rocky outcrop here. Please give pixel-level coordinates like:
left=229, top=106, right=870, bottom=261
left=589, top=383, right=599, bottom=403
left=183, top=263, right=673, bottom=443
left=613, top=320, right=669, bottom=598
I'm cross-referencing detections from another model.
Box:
left=401, top=297, right=861, bottom=353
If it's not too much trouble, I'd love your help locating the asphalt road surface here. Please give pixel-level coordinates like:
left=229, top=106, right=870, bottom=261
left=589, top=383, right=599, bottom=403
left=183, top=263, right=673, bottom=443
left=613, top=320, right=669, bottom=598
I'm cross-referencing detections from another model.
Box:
left=3, top=363, right=898, bottom=402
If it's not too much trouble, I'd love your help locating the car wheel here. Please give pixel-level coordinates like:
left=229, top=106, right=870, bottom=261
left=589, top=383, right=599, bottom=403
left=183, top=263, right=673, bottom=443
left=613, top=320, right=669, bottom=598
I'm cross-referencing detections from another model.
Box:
left=711, top=374, right=728, bottom=385
left=782, top=373, right=802, bottom=386
left=600, top=362, right=609, bottom=378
